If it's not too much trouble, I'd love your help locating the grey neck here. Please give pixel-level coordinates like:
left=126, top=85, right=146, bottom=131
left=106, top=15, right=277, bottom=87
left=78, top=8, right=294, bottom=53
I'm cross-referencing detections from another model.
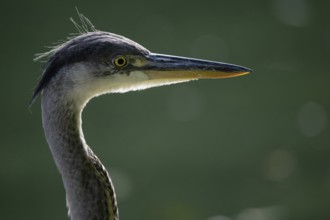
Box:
left=41, top=86, right=118, bottom=220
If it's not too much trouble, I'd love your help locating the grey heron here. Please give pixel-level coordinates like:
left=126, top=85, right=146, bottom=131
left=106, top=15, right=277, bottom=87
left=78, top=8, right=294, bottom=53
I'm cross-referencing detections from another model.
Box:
left=31, top=14, right=251, bottom=220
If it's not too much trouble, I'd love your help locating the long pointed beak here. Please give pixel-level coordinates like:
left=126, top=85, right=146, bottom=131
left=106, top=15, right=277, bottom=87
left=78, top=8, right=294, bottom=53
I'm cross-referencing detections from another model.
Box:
left=142, top=53, right=252, bottom=80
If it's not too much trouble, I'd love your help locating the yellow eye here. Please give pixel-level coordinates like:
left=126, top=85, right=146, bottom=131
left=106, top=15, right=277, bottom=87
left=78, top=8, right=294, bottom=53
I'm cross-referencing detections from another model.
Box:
left=113, top=55, right=128, bottom=67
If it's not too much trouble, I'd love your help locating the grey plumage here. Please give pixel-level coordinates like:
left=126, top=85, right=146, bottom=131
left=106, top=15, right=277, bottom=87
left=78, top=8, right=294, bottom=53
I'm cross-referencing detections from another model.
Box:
left=35, top=25, right=149, bottom=220
left=33, top=13, right=251, bottom=220
left=31, top=31, right=149, bottom=105
left=41, top=87, right=118, bottom=219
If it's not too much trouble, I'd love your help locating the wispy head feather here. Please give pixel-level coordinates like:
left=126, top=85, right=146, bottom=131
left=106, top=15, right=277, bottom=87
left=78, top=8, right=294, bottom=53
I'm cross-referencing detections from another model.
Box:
left=70, top=8, right=97, bottom=34
left=30, top=9, right=97, bottom=107
left=34, top=9, right=97, bottom=63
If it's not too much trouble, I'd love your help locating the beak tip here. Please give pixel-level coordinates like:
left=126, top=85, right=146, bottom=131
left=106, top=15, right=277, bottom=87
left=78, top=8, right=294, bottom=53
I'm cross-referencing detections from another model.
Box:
left=238, top=66, right=253, bottom=76
left=230, top=66, right=252, bottom=77
left=239, top=66, right=253, bottom=73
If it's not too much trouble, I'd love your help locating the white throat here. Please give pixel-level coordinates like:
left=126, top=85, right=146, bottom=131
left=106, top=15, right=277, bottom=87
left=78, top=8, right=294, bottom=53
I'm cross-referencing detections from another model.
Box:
left=66, top=62, right=195, bottom=108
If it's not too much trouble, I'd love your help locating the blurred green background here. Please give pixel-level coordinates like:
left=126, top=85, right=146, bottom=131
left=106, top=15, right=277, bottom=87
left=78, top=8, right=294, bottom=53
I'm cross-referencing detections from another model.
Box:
left=1, top=0, right=329, bottom=219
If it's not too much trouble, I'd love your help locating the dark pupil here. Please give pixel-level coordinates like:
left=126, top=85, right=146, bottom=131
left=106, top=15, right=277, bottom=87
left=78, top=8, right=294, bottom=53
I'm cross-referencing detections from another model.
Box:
left=117, top=58, right=125, bottom=65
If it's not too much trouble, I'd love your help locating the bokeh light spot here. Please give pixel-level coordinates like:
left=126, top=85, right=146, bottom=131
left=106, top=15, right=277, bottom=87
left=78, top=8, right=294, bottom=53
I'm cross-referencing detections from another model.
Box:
left=271, top=0, right=311, bottom=27
left=265, top=149, right=297, bottom=182
left=236, top=206, right=287, bottom=220
left=108, top=168, right=132, bottom=201
left=208, top=215, right=231, bottom=220
left=297, top=102, right=327, bottom=138
left=167, top=85, right=205, bottom=121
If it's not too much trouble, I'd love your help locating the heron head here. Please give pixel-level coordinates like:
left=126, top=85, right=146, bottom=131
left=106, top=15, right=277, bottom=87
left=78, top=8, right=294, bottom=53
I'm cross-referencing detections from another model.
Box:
left=32, top=31, right=251, bottom=106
